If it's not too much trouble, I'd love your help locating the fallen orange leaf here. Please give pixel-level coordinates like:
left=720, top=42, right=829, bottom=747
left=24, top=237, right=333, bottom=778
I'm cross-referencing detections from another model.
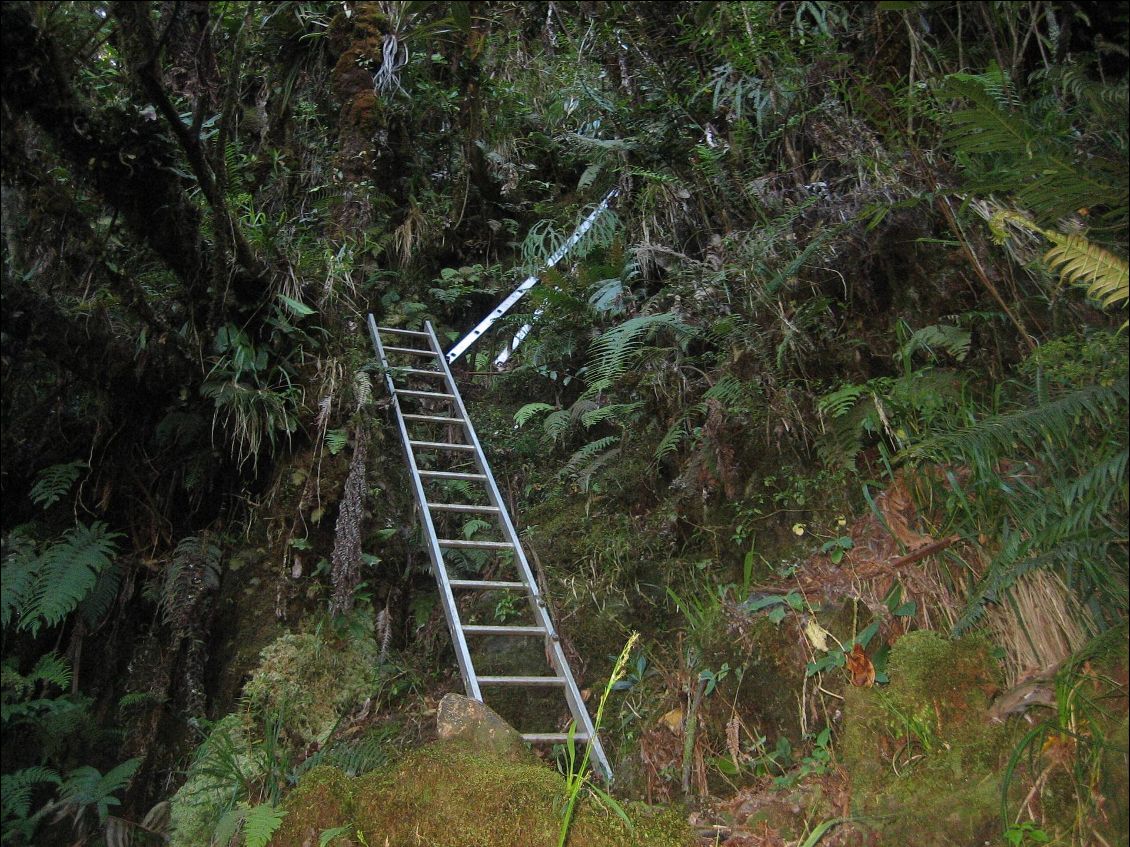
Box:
left=846, top=643, right=875, bottom=687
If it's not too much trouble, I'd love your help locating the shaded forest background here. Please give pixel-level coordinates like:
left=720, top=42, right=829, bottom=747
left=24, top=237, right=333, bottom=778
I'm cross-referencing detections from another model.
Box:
left=1, top=2, right=1127, bottom=846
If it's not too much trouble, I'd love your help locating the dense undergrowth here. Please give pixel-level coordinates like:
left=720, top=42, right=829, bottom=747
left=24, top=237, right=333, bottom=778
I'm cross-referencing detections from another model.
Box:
left=2, top=2, right=1127, bottom=846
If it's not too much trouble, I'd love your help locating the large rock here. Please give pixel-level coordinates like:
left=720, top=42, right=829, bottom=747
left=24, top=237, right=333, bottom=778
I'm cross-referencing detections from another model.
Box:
left=436, top=693, right=531, bottom=762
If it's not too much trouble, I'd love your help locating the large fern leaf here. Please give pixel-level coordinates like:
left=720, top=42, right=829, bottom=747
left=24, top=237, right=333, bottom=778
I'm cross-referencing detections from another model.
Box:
left=905, top=382, right=1128, bottom=469
left=239, top=801, right=286, bottom=847
left=19, top=522, right=121, bottom=636
left=1, top=765, right=61, bottom=821
left=943, top=77, right=1128, bottom=228
left=584, top=313, right=695, bottom=395
left=1044, top=234, right=1129, bottom=311
left=29, top=461, right=87, bottom=510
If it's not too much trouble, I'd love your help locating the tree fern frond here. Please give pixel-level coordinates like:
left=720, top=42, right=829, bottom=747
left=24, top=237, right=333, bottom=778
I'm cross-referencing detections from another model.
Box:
left=942, top=77, right=1039, bottom=156
left=901, top=323, right=972, bottom=362
left=324, top=428, right=349, bottom=456
left=561, top=436, right=619, bottom=481
left=655, top=404, right=703, bottom=462
left=585, top=313, right=695, bottom=395
left=905, top=382, right=1128, bottom=467
left=580, top=401, right=643, bottom=428
left=944, top=80, right=1128, bottom=226
left=543, top=409, right=572, bottom=441
left=817, top=383, right=868, bottom=419
left=1, top=765, right=60, bottom=821
left=29, top=461, right=87, bottom=510
left=58, top=758, right=139, bottom=824
left=1, top=533, right=38, bottom=629
left=577, top=162, right=603, bottom=193
left=702, top=375, right=747, bottom=408
left=30, top=651, right=73, bottom=691
left=21, top=522, right=121, bottom=636
left=1044, top=233, right=1130, bottom=310
left=78, top=560, right=124, bottom=628
left=514, top=402, right=555, bottom=428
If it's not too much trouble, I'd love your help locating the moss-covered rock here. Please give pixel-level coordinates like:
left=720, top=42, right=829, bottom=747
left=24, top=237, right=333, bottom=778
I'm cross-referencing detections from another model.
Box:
left=272, top=766, right=356, bottom=847
left=842, top=630, right=1008, bottom=847
left=272, top=740, right=692, bottom=847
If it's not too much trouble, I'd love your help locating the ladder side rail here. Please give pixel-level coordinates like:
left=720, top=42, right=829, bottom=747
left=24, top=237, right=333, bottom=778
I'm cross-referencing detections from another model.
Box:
left=368, top=315, right=483, bottom=701
left=424, top=321, right=613, bottom=781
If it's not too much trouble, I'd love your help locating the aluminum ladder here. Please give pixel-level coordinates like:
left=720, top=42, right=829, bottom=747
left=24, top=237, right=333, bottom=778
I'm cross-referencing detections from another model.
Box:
left=367, top=316, right=612, bottom=781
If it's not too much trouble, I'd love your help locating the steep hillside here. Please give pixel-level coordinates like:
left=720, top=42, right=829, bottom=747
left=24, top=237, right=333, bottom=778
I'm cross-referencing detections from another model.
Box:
left=2, top=2, right=1127, bottom=846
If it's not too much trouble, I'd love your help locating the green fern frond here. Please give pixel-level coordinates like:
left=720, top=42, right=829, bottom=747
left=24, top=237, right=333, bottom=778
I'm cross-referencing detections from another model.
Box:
left=239, top=801, right=286, bottom=847
left=655, top=404, right=703, bottom=462
left=1, top=533, right=38, bottom=630
left=580, top=401, right=644, bottom=428
left=585, top=313, right=695, bottom=395
left=78, top=560, right=123, bottom=628
left=561, top=436, right=619, bottom=482
left=1044, top=234, right=1129, bottom=311
left=1, top=765, right=61, bottom=821
left=901, top=324, right=972, bottom=362
left=543, top=409, right=572, bottom=441
left=577, top=162, right=603, bottom=193
left=29, top=461, right=87, bottom=510
left=905, top=382, right=1128, bottom=468
left=324, top=428, right=349, bottom=456
left=461, top=518, right=492, bottom=539
left=702, top=375, right=747, bottom=408
left=30, top=652, right=73, bottom=691
left=944, top=80, right=1128, bottom=227
left=514, top=402, right=555, bottom=428
left=942, top=76, right=1039, bottom=156
left=817, top=384, right=868, bottom=419
left=19, top=522, right=121, bottom=636
left=58, top=758, right=139, bottom=824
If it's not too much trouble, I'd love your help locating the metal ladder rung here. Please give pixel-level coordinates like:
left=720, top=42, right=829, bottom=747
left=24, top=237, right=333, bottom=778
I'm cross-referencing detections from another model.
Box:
left=368, top=316, right=612, bottom=782
left=461, top=625, right=546, bottom=636
left=403, top=414, right=466, bottom=424
left=409, top=440, right=475, bottom=452
left=437, top=539, right=513, bottom=550
left=449, top=579, right=526, bottom=590
left=522, top=732, right=590, bottom=744
left=427, top=503, right=499, bottom=513
left=396, top=389, right=455, bottom=399
left=384, top=346, right=439, bottom=356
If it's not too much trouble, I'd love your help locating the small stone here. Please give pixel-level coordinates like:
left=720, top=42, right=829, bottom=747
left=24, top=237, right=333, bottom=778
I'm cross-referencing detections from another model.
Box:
left=435, top=693, right=531, bottom=762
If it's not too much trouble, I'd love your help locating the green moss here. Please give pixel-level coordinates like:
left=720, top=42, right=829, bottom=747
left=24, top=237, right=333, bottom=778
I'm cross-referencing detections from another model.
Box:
left=1099, top=715, right=1129, bottom=846
left=271, top=740, right=692, bottom=847
left=169, top=715, right=259, bottom=847
left=271, top=766, right=356, bottom=847
left=243, top=628, right=382, bottom=746
left=842, top=631, right=1009, bottom=847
